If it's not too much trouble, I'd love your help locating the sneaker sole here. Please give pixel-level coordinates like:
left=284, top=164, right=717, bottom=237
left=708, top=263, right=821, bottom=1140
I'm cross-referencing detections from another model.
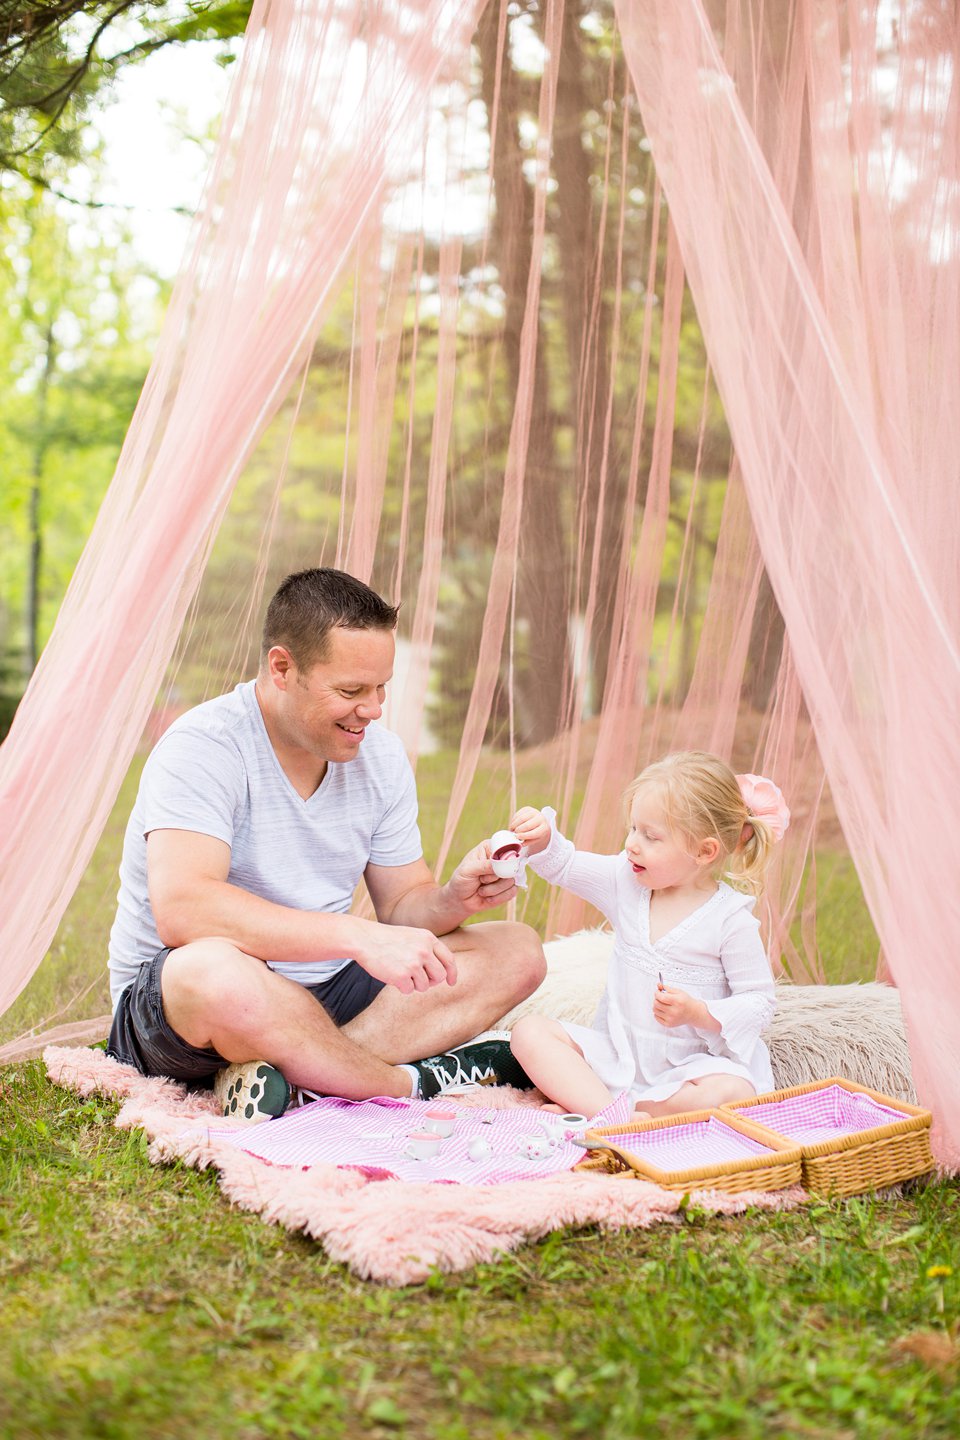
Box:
left=214, top=1062, right=290, bottom=1123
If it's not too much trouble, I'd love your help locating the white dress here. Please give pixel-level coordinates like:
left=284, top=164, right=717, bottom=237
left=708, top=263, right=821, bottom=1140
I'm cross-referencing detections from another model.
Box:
left=526, top=824, right=776, bottom=1105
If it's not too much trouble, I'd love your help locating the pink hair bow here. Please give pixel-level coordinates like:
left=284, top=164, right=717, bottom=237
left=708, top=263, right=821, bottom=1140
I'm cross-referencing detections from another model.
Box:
left=736, top=773, right=791, bottom=842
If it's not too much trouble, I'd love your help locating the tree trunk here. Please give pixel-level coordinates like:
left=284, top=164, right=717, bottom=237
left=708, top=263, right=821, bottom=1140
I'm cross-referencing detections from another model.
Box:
left=477, top=2, right=568, bottom=744
left=549, top=0, right=625, bottom=713
left=26, top=321, right=55, bottom=676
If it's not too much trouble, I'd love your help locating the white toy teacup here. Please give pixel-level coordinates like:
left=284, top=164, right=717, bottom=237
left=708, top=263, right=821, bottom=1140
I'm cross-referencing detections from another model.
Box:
left=423, top=1106, right=457, bottom=1138
left=488, top=829, right=523, bottom=879
left=404, top=1131, right=442, bottom=1161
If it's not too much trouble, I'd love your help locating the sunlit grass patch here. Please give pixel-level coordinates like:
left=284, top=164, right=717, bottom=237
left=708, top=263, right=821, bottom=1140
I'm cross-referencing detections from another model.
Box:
left=1, top=1058, right=958, bottom=1440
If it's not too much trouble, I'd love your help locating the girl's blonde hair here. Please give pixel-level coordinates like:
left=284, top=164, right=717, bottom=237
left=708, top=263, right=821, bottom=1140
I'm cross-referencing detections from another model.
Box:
left=624, top=750, right=776, bottom=895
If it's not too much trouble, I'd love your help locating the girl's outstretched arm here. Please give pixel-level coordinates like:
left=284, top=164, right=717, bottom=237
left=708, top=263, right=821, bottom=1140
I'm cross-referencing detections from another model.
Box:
left=510, top=805, right=623, bottom=924
left=511, top=806, right=552, bottom=854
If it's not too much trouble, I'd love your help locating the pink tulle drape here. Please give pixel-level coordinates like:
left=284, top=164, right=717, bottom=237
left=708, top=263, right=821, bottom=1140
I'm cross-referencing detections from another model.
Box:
left=1, top=0, right=957, bottom=1164
left=0, top=0, right=487, bottom=1012
left=617, top=0, right=960, bottom=1164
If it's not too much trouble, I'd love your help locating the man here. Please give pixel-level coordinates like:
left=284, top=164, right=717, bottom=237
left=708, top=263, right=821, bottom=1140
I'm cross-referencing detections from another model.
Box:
left=106, top=568, right=546, bottom=1120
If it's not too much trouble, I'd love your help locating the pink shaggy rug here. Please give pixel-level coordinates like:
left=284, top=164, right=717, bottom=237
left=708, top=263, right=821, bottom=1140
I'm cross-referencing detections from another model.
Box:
left=44, top=1045, right=805, bottom=1285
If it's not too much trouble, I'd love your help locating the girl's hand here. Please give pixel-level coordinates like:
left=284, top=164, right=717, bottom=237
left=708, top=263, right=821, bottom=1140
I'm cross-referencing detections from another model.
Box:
left=510, top=806, right=552, bottom=856
left=652, top=985, right=709, bottom=1029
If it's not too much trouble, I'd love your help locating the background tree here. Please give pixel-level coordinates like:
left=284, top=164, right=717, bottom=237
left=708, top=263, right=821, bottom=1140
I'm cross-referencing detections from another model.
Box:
left=0, top=1, right=251, bottom=180
left=0, top=159, right=162, bottom=730
left=1, top=0, right=739, bottom=751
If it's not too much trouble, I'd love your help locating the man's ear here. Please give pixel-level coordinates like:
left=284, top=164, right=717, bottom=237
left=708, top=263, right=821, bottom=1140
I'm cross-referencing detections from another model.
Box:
left=266, top=645, right=296, bottom=687
left=697, top=836, right=721, bottom=867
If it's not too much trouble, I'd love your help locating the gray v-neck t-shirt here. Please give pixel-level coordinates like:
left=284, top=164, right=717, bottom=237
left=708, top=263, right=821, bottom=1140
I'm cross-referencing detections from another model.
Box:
left=108, top=680, right=422, bottom=1007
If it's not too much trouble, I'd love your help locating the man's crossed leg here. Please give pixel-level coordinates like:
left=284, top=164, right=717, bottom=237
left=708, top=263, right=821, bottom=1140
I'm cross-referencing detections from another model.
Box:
left=109, top=921, right=546, bottom=1118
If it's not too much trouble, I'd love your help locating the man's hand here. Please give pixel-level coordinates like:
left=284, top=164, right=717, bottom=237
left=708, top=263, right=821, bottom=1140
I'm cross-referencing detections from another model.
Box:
left=652, top=985, right=710, bottom=1029
left=445, top=841, right=518, bottom=916
left=509, top=806, right=552, bottom=855
left=356, top=922, right=458, bottom=994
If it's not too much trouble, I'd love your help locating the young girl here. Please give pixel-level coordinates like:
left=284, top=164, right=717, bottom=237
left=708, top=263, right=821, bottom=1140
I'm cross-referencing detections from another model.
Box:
left=508, top=751, right=790, bottom=1119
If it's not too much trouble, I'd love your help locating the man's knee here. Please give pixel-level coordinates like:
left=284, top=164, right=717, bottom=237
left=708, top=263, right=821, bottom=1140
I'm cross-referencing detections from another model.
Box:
left=500, top=921, right=547, bottom=993
left=161, top=939, right=266, bottom=1015
left=458, top=919, right=545, bottom=998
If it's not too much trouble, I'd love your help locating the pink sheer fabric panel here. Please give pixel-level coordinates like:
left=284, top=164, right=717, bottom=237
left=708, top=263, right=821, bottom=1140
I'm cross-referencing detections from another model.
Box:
left=2, top=0, right=953, bottom=1178
left=435, top=0, right=567, bottom=877
left=617, top=0, right=960, bottom=1163
left=0, top=0, right=487, bottom=1018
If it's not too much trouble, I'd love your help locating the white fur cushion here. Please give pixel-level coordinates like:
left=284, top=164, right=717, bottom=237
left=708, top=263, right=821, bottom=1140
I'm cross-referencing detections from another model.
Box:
left=496, top=928, right=916, bottom=1102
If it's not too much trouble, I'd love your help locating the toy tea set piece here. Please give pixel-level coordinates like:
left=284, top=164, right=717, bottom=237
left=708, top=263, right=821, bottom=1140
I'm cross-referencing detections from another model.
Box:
left=514, top=1113, right=589, bottom=1161
left=422, top=1106, right=457, bottom=1138
left=721, top=1078, right=933, bottom=1196
left=404, top=1108, right=459, bottom=1161
left=402, top=1109, right=527, bottom=1166
left=405, top=1131, right=443, bottom=1161
left=488, top=829, right=527, bottom=882
left=572, top=1108, right=802, bottom=1194
left=517, top=1133, right=552, bottom=1161
left=537, top=1112, right=589, bottom=1143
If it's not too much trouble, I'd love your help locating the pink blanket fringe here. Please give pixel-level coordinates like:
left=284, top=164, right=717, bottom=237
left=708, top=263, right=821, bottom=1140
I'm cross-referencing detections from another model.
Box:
left=45, top=1045, right=803, bottom=1284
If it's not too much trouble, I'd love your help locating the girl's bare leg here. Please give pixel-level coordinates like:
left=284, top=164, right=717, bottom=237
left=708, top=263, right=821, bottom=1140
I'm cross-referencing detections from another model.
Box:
left=510, top=1014, right=614, bottom=1118
left=632, top=1074, right=756, bottom=1118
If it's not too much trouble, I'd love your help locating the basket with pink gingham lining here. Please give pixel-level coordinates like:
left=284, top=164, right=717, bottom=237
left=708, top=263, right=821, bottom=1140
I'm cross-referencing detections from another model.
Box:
left=737, top=1085, right=909, bottom=1143
left=587, top=1116, right=774, bottom=1172
left=576, top=1107, right=803, bottom=1193
left=723, top=1078, right=933, bottom=1196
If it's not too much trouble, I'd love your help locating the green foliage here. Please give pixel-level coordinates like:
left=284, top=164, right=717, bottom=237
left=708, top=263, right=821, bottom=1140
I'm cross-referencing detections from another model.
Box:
left=2, top=2, right=742, bottom=740
left=0, top=167, right=161, bottom=670
left=0, top=3, right=253, bottom=178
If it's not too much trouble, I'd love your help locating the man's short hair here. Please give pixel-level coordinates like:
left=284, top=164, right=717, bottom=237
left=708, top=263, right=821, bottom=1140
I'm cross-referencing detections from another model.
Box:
left=261, top=569, right=399, bottom=670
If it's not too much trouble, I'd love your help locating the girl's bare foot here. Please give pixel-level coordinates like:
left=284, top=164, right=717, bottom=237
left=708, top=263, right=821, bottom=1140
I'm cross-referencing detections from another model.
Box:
left=632, top=1107, right=653, bottom=1121
left=539, top=1102, right=566, bottom=1113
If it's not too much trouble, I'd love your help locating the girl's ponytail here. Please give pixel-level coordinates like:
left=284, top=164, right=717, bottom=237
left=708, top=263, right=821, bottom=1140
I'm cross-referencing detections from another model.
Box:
left=726, top=772, right=791, bottom=896
left=724, top=814, right=778, bottom=895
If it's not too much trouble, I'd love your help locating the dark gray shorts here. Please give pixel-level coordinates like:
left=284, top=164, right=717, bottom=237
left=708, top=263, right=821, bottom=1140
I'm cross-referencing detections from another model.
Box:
left=106, top=948, right=386, bottom=1082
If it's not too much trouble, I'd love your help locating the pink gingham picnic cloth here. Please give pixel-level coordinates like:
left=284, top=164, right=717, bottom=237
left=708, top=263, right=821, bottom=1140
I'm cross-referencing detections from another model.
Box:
left=592, top=1116, right=777, bottom=1172
left=208, top=1091, right=632, bottom=1184
left=739, top=1085, right=912, bottom=1144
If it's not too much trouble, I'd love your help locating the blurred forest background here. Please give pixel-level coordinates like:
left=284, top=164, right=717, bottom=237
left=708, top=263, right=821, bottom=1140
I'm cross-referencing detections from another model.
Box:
left=1, top=0, right=770, bottom=746
left=0, top=0, right=881, bottom=1045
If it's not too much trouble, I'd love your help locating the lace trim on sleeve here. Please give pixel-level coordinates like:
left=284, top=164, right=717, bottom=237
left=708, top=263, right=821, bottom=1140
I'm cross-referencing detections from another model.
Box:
left=696, top=990, right=776, bottom=1062
left=523, top=808, right=576, bottom=885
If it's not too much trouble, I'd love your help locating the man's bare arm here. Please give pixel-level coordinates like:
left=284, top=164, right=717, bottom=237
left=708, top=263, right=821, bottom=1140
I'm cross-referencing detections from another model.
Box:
left=364, top=843, right=518, bottom=938
left=147, top=829, right=456, bottom=994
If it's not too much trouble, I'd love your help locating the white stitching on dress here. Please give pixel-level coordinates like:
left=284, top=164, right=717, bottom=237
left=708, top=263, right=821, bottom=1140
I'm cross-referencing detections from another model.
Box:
left=615, top=944, right=730, bottom=987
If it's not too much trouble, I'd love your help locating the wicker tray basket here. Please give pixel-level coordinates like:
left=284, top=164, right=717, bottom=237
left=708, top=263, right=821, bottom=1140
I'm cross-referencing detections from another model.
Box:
left=572, top=1108, right=802, bottom=1194
left=722, top=1078, right=933, bottom=1197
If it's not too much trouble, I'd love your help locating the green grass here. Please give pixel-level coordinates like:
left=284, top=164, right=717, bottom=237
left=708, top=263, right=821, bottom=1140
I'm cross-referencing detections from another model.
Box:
left=1, top=1063, right=957, bottom=1439
left=2, top=745, right=953, bottom=1438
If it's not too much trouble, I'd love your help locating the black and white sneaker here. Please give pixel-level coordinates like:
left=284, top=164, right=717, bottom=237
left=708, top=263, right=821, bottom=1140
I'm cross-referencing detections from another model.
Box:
left=413, top=1030, right=533, bottom=1100
left=214, top=1061, right=291, bottom=1123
